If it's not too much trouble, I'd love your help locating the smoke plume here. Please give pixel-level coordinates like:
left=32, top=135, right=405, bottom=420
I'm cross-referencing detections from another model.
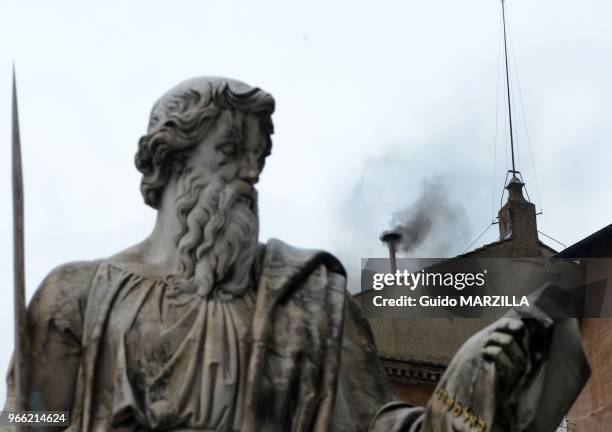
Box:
left=390, top=178, right=470, bottom=255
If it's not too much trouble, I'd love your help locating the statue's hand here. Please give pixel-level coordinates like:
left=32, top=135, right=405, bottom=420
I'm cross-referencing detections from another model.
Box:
left=479, top=317, right=554, bottom=428
left=481, top=317, right=529, bottom=398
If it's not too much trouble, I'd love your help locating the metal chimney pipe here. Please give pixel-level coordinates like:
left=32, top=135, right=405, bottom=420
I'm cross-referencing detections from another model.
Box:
left=380, top=230, right=402, bottom=274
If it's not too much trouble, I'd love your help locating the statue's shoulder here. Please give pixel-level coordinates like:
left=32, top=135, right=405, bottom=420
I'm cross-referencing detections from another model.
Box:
left=37, top=260, right=102, bottom=295
left=29, top=260, right=102, bottom=324
left=263, top=238, right=346, bottom=277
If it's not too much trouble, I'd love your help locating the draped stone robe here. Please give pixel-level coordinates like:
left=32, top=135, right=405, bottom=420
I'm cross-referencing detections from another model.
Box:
left=4, top=239, right=425, bottom=431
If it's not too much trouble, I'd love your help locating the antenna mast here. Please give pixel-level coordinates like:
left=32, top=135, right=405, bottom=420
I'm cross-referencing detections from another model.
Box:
left=501, top=0, right=517, bottom=174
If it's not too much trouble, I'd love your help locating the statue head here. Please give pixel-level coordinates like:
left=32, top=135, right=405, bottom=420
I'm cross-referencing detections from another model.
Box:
left=135, top=77, right=275, bottom=299
left=135, top=76, right=275, bottom=209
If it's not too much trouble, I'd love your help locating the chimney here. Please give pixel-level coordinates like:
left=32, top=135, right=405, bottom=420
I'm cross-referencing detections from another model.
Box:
left=498, top=176, right=539, bottom=255
left=380, top=230, right=402, bottom=273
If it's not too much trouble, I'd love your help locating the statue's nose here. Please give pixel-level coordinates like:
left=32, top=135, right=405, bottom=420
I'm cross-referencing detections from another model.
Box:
left=240, top=154, right=260, bottom=185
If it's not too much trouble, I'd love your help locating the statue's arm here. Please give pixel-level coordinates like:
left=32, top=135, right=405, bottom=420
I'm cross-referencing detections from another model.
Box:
left=369, top=318, right=554, bottom=432
left=4, top=261, right=99, bottom=413
left=332, top=296, right=426, bottom=432
left=332, top=292, right=570, bottom=431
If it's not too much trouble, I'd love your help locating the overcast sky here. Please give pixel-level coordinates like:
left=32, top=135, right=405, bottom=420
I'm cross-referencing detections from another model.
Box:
left=1, top=0, right=611, bottom=403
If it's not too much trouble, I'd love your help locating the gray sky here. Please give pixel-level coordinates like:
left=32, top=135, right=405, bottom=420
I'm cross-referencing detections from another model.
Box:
left=1, top=0, right=611, bottom=403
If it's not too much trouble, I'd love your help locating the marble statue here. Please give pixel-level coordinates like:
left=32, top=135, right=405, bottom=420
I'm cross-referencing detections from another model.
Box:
left=4, top=77, right=589, bottom=431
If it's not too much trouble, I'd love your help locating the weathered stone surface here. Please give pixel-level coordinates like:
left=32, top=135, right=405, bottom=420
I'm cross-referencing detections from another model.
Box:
left=3, top=77, right=590, bottom=431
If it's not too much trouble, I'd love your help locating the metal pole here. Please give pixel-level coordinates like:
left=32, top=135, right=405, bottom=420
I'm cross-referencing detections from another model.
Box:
left=387, top=241, right=398, bottom=274
left=501, top=0, right=517, bottom=174
left=380, top=231, right=402, bottom=274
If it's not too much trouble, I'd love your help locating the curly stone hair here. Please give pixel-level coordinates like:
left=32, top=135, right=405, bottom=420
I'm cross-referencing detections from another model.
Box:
left=135, top=77, right=275, bottom=209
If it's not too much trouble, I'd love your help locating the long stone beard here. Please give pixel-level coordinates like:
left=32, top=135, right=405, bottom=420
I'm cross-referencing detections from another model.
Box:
left=168, top=167, right=259, bottom=301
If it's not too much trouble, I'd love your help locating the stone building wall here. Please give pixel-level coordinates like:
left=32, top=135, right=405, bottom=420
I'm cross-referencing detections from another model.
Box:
left=363, top=177, right=560, bottom=409
left=556, top=226, right=612, bottom=431
left=366, top=238, right=556, bottom=407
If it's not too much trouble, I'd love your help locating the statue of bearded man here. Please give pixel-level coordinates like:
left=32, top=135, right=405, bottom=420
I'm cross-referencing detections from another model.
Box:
left=4, top=77, right=577, bottom=432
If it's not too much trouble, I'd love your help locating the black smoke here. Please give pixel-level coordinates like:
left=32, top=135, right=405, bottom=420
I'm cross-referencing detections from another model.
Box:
left=333, top=148, right=478, bottom=293
left=390, top=178, right=470, bottom=255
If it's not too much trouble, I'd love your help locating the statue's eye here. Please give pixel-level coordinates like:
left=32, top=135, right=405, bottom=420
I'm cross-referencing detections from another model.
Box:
left=219, top=142, right=238, bottom=157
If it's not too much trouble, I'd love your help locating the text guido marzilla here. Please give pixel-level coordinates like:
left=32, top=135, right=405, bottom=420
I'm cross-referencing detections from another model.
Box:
left=372, top=295, right=530, bottom=308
